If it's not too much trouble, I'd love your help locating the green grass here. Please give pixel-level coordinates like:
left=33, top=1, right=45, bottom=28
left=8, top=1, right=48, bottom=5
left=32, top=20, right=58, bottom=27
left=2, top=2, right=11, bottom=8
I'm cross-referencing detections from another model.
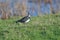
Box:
left=0, top=14, right=60, bottom=40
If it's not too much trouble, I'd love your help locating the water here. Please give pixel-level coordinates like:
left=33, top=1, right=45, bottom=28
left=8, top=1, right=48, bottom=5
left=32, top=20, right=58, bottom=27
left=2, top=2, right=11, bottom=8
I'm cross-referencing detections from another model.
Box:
left=0, top=0, right=59, bottom=16
left=27, top=0, right=58, bottom=16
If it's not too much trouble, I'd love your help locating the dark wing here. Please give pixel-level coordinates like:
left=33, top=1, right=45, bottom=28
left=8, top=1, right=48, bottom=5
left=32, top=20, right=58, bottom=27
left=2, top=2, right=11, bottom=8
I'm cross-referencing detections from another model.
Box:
left=16, top=16, right=30, bottom=23
left=21, top=16, right=29, bottom=22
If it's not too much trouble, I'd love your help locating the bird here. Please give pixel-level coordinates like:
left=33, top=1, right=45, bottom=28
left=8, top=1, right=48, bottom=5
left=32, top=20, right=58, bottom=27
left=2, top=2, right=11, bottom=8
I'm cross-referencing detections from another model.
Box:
left=16, top=12, right=31, bottom=23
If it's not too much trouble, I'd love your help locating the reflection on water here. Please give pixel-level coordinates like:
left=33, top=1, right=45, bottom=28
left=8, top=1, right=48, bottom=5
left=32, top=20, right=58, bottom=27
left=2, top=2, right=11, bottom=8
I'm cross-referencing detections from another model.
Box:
left=27, top=0, right=58, bottom=16
left=0, top=0, right=59, bottom=16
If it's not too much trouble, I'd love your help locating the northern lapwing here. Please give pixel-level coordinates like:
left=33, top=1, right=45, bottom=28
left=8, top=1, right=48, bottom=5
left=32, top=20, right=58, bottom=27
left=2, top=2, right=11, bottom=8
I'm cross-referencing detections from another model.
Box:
left=16, top=12, right=31, bottom=23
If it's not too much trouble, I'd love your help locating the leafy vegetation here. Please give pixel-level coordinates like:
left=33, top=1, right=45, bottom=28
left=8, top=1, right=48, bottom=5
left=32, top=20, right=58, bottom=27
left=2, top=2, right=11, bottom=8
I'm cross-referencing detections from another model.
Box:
left=0, top=14, right=60, bottom=40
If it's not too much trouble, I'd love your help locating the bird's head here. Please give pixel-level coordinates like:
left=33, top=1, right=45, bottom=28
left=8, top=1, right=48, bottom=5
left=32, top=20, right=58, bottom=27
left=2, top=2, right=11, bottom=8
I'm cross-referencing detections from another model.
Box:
left=28, top=12, right=31, bottom=17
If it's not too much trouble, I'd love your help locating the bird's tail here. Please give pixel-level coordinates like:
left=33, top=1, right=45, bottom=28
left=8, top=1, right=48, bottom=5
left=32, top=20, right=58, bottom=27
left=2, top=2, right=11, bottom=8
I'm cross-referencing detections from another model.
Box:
left=16, top=21, right=18, bottom=23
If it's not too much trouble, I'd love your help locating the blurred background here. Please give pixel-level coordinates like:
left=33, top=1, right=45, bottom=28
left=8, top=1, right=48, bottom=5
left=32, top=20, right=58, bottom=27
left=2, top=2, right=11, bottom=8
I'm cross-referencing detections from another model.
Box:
left=0, top=0, right=60, bottom=19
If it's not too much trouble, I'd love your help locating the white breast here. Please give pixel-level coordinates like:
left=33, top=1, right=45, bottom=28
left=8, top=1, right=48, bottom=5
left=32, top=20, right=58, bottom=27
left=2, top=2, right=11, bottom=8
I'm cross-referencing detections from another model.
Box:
left=25, top=19, right=30, bottom=23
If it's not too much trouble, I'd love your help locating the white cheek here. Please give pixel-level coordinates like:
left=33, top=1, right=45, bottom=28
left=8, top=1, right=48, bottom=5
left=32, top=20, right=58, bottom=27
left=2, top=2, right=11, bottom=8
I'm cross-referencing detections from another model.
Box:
left=25, top=19, right=30, bottom=23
